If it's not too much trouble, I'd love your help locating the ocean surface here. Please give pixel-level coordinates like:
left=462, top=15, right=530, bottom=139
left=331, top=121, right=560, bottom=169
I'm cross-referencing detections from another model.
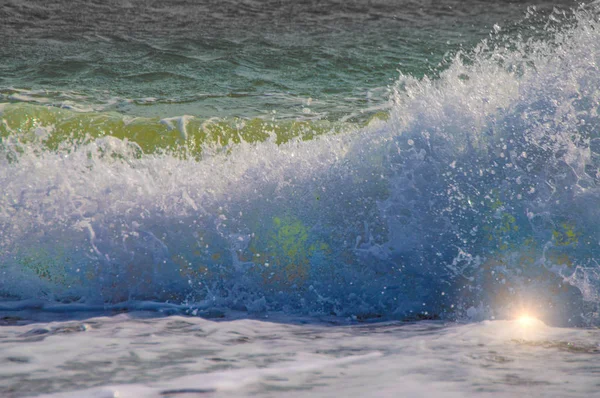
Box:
left=2, top=0, right=600, bottom=396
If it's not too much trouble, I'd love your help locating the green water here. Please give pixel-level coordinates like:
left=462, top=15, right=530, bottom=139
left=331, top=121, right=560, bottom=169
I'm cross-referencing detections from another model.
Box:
left=0, top=103, right=372, bottom=159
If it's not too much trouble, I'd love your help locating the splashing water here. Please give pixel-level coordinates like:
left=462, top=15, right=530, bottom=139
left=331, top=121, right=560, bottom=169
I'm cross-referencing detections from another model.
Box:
left=1, top=6, right=600, bottom=326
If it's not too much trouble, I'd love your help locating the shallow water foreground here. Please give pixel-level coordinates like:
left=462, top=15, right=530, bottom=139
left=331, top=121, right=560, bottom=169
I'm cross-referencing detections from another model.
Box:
left=1, top=313, right=600, bottom=397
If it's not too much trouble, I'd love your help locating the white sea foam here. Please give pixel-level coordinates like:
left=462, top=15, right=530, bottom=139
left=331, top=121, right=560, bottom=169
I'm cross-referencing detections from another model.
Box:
left=0, top=315, right=597, bottom=397
left=159, top=115, right=194, bottom=140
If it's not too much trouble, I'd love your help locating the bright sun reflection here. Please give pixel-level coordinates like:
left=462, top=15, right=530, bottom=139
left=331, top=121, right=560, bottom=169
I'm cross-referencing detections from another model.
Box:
left=516, top=314, right=538, bottom=327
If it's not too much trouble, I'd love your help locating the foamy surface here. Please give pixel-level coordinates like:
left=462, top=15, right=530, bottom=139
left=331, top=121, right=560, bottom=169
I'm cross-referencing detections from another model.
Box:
left=1, top=314, right=599, bottom=397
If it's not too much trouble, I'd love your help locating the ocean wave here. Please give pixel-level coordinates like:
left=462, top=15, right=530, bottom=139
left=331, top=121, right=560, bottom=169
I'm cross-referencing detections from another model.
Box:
left=1, top=5, right=600, bottom=326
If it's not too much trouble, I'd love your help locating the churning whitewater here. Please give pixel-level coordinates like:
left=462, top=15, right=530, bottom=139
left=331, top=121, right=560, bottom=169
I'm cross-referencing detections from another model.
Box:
left=1, top=5, right=600, bottom=328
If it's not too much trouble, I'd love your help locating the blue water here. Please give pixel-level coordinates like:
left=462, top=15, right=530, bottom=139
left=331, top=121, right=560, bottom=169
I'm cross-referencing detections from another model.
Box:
left=0, top=0, right=599, bottom=328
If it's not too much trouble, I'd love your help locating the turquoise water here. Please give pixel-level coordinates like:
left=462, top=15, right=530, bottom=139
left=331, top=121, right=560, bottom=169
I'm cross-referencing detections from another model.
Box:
left=1, top=0, right=600, bottom=328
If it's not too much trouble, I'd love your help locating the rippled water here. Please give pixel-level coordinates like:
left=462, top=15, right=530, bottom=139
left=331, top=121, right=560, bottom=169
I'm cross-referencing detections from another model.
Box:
left=0, top=0, right=576, bottom=120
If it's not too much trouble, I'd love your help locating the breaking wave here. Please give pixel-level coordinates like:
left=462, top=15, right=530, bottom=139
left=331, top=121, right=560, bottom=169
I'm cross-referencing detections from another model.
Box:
left=1, top=5, right=600, bottom=326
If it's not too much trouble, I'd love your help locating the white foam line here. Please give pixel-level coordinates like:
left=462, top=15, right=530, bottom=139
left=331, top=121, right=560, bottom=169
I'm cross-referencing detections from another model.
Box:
left=159, top=115, right=193, bottom=140
left=8, top=94, right=50, bottom=103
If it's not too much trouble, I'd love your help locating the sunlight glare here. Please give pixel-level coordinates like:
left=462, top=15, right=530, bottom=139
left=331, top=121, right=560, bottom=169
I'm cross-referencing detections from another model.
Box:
left=516, top=314, right=538, bottom=327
